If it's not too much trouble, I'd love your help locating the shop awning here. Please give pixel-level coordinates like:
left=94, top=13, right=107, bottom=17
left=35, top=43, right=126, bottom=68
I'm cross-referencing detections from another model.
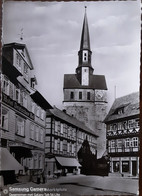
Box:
left=0, top=147, right=24, bottom=171
left=10, top=146, right=32, bottom=158
left=55, top=157, right=81, bottom=167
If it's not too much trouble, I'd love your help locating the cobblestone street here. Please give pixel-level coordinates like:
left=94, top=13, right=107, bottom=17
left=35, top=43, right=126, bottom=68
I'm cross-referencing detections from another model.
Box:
left=1, top=175, right=139, bottom=196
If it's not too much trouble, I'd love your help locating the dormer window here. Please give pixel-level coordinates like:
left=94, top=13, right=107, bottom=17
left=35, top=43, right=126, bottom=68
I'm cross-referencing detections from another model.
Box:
left=117, top=108, right=124, bottom=114
left=113, top=107, right=125, bottom=115
left=31, top=76, right=37, bottom=89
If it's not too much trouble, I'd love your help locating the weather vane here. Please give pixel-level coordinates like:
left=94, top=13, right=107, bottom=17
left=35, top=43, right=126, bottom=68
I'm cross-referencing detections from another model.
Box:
left=18, top=28, right=24, bottom=41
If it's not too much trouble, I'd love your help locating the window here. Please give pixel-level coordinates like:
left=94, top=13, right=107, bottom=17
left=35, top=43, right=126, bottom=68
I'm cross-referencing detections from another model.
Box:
left=15, top=88, right=20, bottom=103
left=31, top=77, right=37, bottom=89
left=117, top=108, right=124, bottom=114
left=2, top=108, right=9, bottom=130
left=111, top=140, right=115, bottom=148
left=81, top=132, right=84, bottom=139
left=36, top=106, right=40, bottom=117
left=61, top=123, right=63, bottom=135
left=24, top=63, right=29, bottom=81
left=117, top=122, right=123, bottom=130
left=54, top=139, right=58, bottom=151
left=55, top=121, right=58, bottom=133
left=39, top=155, right=42, bottom=169
left=83, top=51, right=88, bottom=62
left=2, top=76, right=9, bottom=95
left=23, top=91, right=27, bottom=108
left=72, top=143, right=74, bottom=154
left=67, top=126, right=70, bottom=137
left=16, top=54, right=22, bottom=72
left=87, top=92, right=90, bottom=100
left=31, top=102, right=35, bottom=113
left=40, top=128, right=44, bottom=143
left=9, top=82, right=14, bottom=99
left=79, top=92, right=82, bottom=100
left=30, top=123, right=34, bottom=140
left=31, top=80, right=35, bottom=89
left=67, top=142, right=70, bottom=153
left=60, top=140, right=63, bottom=152
left=135, top=119, right=139, bottom=128
left=70, top=92, right=74, bottom=99
left=117, top=139, right=122, bottom=148
left=123, top=121, right=128, bottom=129
left=41, top=110, right=45, bottom=120
left=113, top=124, right=117, bottom=130
left=125, top=138, right=130, bottom=147
left=128, top=120, right=135, bottom=129
left=35, top=126, right=39, bottom=141
left=110, top=125, right=113, bottom=131
left=20, top=90, right=23, bottom=106
left=132, top=137, right=138, bottom=147
left=16, top=116, right=25, bottom=136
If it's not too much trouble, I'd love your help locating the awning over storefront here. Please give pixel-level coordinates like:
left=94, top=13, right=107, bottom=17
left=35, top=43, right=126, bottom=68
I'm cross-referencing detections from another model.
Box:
left=0, top=147, right=24, bottom=171
left=10, top=146, right=32, bottom=158
left=55, top=157, right=81, bottom=167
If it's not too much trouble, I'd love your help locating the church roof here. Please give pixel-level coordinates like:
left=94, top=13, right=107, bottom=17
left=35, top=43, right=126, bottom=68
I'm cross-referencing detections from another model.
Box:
left=80, top=10, right=90, bottom=51
left=63, top=74, right=107, bottom=90
left=104, top=92, right=139, bottom=123
left=47, top=106, right=98, bottom=137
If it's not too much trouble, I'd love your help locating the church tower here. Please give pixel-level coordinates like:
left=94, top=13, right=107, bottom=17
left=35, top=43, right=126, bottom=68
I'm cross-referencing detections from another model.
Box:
left=76, top=8, right=93, bottom=86
left=63, top=8, right=108, bottom=158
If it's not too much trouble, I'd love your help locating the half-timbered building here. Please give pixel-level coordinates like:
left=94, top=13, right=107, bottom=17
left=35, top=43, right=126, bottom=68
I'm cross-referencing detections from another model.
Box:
left=104, top=92, right=139, bottom=177
left=45, top=106, right=98, bottom=176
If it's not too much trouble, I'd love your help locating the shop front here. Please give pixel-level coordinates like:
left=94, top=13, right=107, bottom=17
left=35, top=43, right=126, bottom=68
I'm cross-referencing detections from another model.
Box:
left=0, top=147, right=24, bottom=185
left=110, top=157, right=139, bottom=177
left=45, top=156, right=81, bottom=178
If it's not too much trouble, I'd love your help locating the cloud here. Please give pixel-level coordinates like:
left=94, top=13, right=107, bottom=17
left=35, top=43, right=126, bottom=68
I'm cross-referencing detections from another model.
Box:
left=3, top=1, right=140, bottom=109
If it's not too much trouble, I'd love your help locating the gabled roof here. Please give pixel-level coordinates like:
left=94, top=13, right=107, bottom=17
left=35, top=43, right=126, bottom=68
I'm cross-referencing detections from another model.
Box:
left=104, top=92, right=139, bottom=123
left=3, top=42, right=34, bottom=70
left=64, top=74, right=107, bottom=90
left=47, top=106, right=98, bottom=137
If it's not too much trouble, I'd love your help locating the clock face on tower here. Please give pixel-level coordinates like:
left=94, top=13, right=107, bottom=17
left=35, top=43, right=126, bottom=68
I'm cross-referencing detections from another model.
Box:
left=95, top=90, right=105, bottom=101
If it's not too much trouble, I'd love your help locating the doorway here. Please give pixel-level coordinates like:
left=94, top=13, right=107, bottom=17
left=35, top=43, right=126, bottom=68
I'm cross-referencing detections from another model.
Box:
left=132, top=161, right=137, bottom=176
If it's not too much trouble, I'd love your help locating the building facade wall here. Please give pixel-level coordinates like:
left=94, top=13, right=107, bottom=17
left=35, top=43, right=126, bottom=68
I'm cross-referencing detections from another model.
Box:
left=106, top=116, right=139, bottom=177
left=45, top=113, right=97, bottom=176
left=63, top=98, right=107, bottom=158
left=1, top=44, right=47, bottom=175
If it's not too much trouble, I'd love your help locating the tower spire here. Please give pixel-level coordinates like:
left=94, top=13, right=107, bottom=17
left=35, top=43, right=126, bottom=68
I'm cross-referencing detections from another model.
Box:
left=85, top=5, right=87, bottom=13
left=80, top=7, right=90, bottom=50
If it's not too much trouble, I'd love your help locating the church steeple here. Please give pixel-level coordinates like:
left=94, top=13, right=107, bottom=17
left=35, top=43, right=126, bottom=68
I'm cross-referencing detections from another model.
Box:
left=80, top=6, right=90, bottom=51
left=76, top=7, right=94, bottom=86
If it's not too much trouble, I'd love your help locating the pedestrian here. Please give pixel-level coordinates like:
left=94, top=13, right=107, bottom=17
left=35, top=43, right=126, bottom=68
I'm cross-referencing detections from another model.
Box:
left=37, top=172, right=41, bottom=184
left=41, top=170, right=45, bottom=184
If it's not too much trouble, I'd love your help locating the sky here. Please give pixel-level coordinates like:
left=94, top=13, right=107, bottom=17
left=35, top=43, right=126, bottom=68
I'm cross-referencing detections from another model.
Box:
left=2, top=0, right=141, bottom=110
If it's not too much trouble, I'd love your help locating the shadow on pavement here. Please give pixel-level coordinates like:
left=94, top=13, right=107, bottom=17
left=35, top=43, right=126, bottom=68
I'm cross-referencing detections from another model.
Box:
left=59, top=182, right=135, bottom=195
